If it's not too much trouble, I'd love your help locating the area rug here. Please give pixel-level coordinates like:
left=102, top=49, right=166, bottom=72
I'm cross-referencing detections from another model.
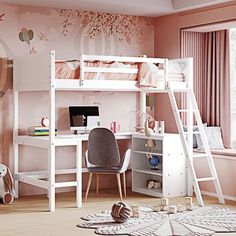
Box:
left=77, top=205, right=236, bottom=235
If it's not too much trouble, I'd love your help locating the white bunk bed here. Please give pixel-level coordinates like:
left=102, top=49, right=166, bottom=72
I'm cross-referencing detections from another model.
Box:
left=13, top=50, right=224, bottom=211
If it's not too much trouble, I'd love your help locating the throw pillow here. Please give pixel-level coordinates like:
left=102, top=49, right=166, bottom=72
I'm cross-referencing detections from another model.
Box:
left=196, top=126, right=225, bottom=150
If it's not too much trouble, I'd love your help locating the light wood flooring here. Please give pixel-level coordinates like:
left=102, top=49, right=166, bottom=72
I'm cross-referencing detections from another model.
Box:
left=0, top=189, right=235, bottom=236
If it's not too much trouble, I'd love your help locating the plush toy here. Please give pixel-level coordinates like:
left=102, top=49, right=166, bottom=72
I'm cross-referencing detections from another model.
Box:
left=144, top=117, right=156, bottom=137
left=0, top=164, right=14, bottom=204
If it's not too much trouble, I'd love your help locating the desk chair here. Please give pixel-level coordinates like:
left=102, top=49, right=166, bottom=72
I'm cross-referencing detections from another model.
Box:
left=84, top=127, right=131, bottom=201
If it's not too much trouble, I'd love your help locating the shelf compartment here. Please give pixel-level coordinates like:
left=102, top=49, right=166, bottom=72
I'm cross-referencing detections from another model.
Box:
left=132, top=138, right=163, bottom=153
left=133, top=168, right=163, bottom=176
left=132, top=152, right=162, bottom=170
left=133, top=150, right=163, bottom=156
left=132, top=171, right=163, bottom=197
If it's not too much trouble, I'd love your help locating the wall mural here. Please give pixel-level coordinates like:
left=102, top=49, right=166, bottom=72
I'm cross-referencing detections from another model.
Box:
left=0, top=3, right=154, bottom=195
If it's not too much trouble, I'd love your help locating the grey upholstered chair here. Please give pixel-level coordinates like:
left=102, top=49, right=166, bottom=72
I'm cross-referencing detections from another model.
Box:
left=84, top=127, right=131, bottom=201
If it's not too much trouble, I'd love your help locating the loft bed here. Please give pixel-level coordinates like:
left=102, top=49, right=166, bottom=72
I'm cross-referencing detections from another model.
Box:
left=13, top=51, right=194, bottom=211
left=13, top=50, right=192, bottom=92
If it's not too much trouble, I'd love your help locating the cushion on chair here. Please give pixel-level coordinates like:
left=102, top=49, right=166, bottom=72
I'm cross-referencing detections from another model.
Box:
left=88, top=128, right=120, bottom=167
left=87, top=166, right=121, bottom=173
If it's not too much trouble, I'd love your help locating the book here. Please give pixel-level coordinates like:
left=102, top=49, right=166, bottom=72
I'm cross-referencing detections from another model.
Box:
left=28, top=126, right=57, bottom=136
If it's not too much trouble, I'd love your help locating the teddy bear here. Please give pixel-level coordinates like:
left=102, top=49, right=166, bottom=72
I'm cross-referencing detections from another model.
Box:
left=0, top=164, right=14, bottom=204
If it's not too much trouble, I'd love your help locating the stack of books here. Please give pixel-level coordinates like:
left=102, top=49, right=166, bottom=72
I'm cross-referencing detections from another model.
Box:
left=28, top=126, right=57, bottom=136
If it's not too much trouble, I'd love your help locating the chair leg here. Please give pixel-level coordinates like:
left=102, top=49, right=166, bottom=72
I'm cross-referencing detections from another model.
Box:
left=116, top=173, right=123, bottom=201
left=96, top=174, right=99, bottom=197
left=122, top=172, right=126, bottom=198
left=85, top=173, right=93, bottom=202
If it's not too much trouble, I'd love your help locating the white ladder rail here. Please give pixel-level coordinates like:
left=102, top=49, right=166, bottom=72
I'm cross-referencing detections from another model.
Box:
left=168, top=88, right=224, bottom=206
left=167, top=89, right=204, bottom=206
left=189, top=89, right=225, bottom=204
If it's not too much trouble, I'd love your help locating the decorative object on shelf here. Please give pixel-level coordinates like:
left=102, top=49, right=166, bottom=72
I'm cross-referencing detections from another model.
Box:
left=110, top=121, right=120, bottom=133
left=144, top=117, right=156, bottom=137
left=147, top=155, right=160, bottom=170
left=153, top=181, right=161, bottom=189
left=144, top=117, right=165, bottom=136
left=41, top=117, right=49, bottom=127
left=78, top=206, right=236, bottom=235
left=147, top=180, right=155, bottom=189
left=130, top=204, right=139, bottom=218
left=111, top=202, right=132, bottom=223
left=145, top=139, right=160, bottom=170
left=168, top=205, right=177, bottom=214
left=147, top=180, right=161, bottom=190
left=159, top=121, right=165, bottom=134
left=145, top=139, right=156, bottom=152
left=0, top=164, right=14, bottom=204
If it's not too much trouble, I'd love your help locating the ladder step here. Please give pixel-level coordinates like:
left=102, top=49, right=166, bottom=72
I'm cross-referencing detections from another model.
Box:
left=183, top=131, right=200, bottom=135
left=193, top=154, right=208, bottom=158
left=197, top=177, right=216, bottom=182
left=178, top=109, right=196, bottom=112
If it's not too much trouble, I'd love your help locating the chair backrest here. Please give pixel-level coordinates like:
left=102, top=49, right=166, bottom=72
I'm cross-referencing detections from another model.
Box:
left=88, top=127, right=120, bottom=167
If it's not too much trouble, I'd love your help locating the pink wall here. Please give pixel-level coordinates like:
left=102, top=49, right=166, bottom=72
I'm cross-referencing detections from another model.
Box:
left=0, top=3, right=154, bottom=196
left=154, top=1, right=236, bottom=199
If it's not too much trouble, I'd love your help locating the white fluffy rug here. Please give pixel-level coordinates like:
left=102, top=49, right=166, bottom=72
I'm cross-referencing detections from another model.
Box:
left=78, top=205, right=236, bottom=236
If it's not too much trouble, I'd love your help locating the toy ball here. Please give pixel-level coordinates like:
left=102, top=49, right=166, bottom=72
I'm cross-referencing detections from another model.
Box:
left=111, top=202, right=132, bottom=223
left=149, top=155, right=160, bottom=170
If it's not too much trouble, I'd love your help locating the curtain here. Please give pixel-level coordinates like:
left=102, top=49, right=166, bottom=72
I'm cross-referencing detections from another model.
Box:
left=181, top=31, right=205, bottom=116
left=203, top=30, right=231, bottom=148
left=181, top=30, right=231, bottom=148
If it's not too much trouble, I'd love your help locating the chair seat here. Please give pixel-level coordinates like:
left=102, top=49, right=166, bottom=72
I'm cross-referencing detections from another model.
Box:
left=87, top=166, right=121, bottom=173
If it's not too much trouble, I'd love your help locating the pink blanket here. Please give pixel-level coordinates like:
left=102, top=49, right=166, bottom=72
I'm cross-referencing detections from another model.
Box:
left=55, top=60, right=159, bottom=87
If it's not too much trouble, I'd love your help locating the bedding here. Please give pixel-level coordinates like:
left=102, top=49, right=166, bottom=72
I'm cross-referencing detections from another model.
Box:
left=55, top=60, right=184, bottom=87
left=55, top=60, right=137, bottom=81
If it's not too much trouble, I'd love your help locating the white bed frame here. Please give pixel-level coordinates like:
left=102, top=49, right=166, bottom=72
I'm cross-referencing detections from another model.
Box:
left=13, top=51, right=194, bottom=211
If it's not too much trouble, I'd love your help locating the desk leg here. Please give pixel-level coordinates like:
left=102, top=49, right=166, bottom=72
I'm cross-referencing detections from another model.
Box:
left=76, top=141, right=82, bottom=208
left=48, top=144, right=55, bottom=212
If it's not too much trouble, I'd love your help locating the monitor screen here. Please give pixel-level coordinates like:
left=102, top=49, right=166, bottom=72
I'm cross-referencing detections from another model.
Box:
left=69, top=106, right=100, bottom=131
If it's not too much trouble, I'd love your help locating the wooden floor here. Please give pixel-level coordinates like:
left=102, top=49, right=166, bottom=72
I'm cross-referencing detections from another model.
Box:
left=0, top=189, right=235, bottom=236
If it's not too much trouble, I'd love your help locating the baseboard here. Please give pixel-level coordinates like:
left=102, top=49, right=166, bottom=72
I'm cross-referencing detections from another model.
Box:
left=201, top=191, right=236, bottom=202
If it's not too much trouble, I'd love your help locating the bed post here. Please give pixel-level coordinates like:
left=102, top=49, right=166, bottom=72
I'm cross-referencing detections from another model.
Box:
left=80, top=54, right=84, bottom=86
left=48, top=50, right=56, bottom=211
left=13, top=88, right=19, bottom=198
left=164, top=59, right=169, bottom=89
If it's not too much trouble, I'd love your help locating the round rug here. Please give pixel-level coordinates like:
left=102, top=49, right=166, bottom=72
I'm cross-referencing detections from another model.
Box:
left=77, top=205, right=236, bottom=236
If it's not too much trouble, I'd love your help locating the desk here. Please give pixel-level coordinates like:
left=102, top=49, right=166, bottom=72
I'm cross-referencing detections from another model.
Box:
left=15, top=132, right=132, bottom=211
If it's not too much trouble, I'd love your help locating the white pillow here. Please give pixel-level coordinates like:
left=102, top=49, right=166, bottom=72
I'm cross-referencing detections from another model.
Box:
left=196, top=126, right=225, bottom=150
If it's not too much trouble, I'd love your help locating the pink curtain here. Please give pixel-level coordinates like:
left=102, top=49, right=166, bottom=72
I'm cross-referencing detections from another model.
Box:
left=181, top=30, right=231, bottom=148
left=203, top=30, right=231, bottom=148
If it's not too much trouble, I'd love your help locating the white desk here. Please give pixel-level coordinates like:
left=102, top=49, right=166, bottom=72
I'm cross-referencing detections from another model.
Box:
left=15, top=132, right=132, bottom=211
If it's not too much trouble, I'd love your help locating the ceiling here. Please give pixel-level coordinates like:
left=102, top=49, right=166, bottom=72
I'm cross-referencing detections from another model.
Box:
left=0, top=0, right=234, bottom=17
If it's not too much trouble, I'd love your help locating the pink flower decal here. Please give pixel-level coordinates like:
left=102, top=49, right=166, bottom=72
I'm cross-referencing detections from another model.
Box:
left=0, top=13, right=5, bottom=22
left=57, top=10, right=153, bottom=46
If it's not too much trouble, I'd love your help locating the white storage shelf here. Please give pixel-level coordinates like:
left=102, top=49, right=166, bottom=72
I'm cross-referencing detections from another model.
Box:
left=132, top=133, right=186, bottom=198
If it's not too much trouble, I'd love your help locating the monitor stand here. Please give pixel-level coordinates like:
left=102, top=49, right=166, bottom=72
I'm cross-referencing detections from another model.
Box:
left=73, top=130, right=90, bottom=135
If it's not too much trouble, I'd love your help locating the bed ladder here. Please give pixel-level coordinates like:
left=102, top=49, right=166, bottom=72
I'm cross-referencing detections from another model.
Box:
left=167, top=88, right=225, bottom=206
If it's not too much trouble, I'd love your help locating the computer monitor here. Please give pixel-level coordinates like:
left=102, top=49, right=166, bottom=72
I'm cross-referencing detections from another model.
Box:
left=69, top=106, right=100, bottom=133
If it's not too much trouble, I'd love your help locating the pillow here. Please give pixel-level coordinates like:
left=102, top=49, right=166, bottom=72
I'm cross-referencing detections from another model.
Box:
left=196, top=126, right=225, bottom=150
left=183, top=123, right=207, bottom=148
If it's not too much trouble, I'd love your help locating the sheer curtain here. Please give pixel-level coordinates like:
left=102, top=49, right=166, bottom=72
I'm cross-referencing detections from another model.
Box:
left=181, top=30, right=231, bottom=148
